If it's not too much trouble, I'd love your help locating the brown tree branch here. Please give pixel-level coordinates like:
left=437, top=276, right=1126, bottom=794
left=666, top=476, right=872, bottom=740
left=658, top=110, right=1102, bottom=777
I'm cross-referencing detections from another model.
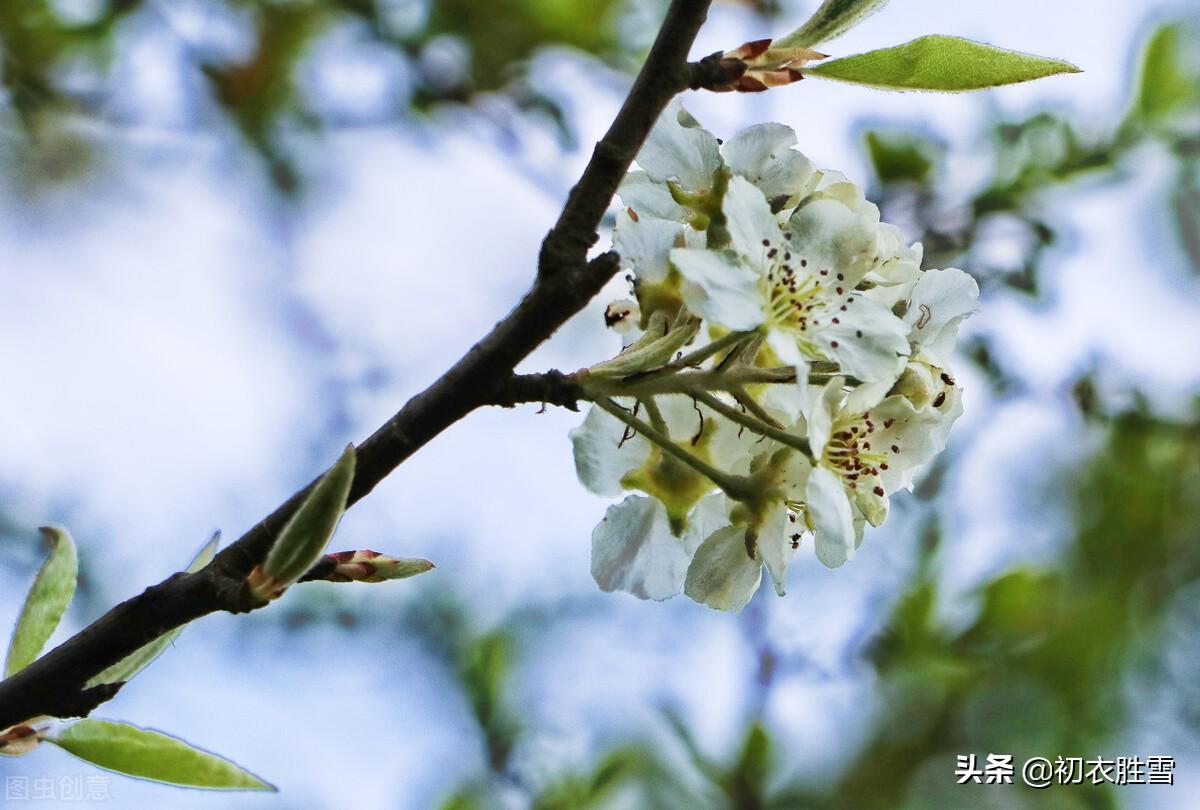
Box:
left=0, top=0, right=714, bottom=730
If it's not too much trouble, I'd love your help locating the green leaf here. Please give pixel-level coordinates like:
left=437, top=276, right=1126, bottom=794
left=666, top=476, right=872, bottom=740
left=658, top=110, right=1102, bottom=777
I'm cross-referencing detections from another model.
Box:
left=1135, top=23, right=1199, bottom=123
left=85, top=534, right=220, bottom=688
left=5, top=527, right=78, bottom=677
left=46, top=719, right=274, bottom=791
left=865, top=131, right=937, bottom=185
left=805, top=36, right=1081, bottom=92
left=775, top=0, right=889, bottom=49
left=264, top=444, right=356, bottom=586
left=661, top=706, right=724, bottom=786
left=732, top=723, right=772, bottom=793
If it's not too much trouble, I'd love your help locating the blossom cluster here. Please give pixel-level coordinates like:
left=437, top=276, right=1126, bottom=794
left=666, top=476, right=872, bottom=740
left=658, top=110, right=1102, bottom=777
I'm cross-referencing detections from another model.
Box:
left=570, top=102, right=978, bottom=611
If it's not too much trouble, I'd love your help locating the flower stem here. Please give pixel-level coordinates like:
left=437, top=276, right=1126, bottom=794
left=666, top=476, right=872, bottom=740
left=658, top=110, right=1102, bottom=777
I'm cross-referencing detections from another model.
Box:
left=613, top=366, right=795, bottom=397
left=677, top=329, right=753, bottom=368
left=689, top=390, right=813, bottom=457
left=641, top=396, right=668, bottom=433
left=598, top=330, right=754, bottom=394
left=595, top=397, right=751, bottom=500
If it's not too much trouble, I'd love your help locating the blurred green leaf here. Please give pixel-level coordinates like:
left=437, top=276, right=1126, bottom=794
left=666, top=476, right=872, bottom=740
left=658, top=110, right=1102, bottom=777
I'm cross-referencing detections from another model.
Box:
left=421, top=0, right=623, bottom=96
left=46, top=719, right=275, bottom=791
left=1134, top=23, right=1199, bottom=124
left=661, top=706, right=725, bottom=787
left=532, top=745, right=653, bottom=809
left=727, top=722, right=771, bottom=806
left=264, top=444, right=356, bottom=587
left=85, top=534, right=219, bottom=688
left=806, top=36, right=1080, bottom=91
left=5, top=526, right=77, bottom=677
left=461, top=629, right=521, bottom=771
left=957, top=569, right=1059, bottom=651
left=1174, top=169, right=1200, bottom=275
left=775, top=0, right=889, bottom=49
left=865, top=131, right=936, bottom=184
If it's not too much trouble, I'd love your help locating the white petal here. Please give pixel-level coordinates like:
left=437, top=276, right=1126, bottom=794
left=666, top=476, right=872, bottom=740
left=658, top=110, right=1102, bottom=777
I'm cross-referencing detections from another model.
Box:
left=812, top=295, right=909, bottom=383
left=658, top=394, right=711, bottom=446
left=905, top=267, right=980, bottom=357
left=806, top=466, right=856, bottom=568
left=685, top=493, right=732, bottom=557
left=805, top=376, right=845, bottom=458
left=722, top=123, right=816, bottom=207
left=787, top=199, right=878, bottom=288
left=777, top=450, right=813, bottom=499
left=762, top=328, right=810, bottom=422
left=765, top=326, right=807, bottom=371
left=591, top=496, right=694, bottom=600
left=845, top=376, right=893, bottom=414
left=761, top=381, right=806, bottom=424
left=813, top=170, right=880, bottom=222
left=882, top=384, right=964, bottom=492
left=684, top=525, right=763, bottom=611
left=613, top=211, right=681, bottom=283
left=872, top=393, right=961, bottom=491
left=637, top=100, right=722, bottom=191
left=724, top=175, right=785, bottom=262
left=569, top=404, right=649, bottom=496
left=618, top=171, right=687, bottom=221
left=670, top=248, right=765, bottom=331
left=705, top=401, right=759, bottom=476
left=851, top=474, right=889, bottom=527
left=928, top=383, right=965, bottom=451
left=757, top=504, right=795, bottom=596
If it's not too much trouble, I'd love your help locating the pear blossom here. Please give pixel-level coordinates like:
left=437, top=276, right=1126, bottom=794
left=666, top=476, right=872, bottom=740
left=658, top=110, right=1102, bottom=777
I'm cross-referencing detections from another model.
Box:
left=627, top=99, right=817, bottom=220
left=683, top=461, right=804, bottom=610
left=610, top=101, right=820, bottom=301
left=570, top=394, right=756, bottom=511
left=798, top=374, right=964, bottom=565
left=670, top=175, right=911, bottom=384
left=571, top=102, right=982, bottom=610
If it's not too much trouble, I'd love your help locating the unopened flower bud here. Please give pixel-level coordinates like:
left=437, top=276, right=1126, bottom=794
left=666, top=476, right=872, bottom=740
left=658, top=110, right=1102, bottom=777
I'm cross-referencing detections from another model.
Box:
left=716, top=39, right=826, bottom=92
left=604, top=299, right=641, bottom=336
left=318, top=550, right=435, bottom=583
left=0, top=719, right=49, bottom=757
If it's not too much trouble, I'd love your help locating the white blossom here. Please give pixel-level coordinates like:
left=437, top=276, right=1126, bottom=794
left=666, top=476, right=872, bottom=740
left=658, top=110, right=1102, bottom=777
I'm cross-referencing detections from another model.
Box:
left=571, top=103, right=981, bottom=610
left=670, top=176, right=911, bottom=384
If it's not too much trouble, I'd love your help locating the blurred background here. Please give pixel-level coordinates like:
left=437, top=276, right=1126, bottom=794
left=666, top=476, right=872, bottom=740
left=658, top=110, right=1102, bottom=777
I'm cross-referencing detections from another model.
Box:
left=1, top=0, right=1198, bottom=807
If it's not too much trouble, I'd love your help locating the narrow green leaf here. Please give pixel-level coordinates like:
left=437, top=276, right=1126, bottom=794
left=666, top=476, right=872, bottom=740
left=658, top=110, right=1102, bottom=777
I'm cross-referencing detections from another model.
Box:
left=264, top=444, right=356, bottom=586
left=85, top=534, right=220, bottom=688
left=805, top=35, right=1081, bottom=92
left=1135, top=23, right=1199, bottom=123
left=46, top=719, right=274, bottom=791
left=775, top=0, right=889, bottom=49
left=5, top=527, right=78, bottom=677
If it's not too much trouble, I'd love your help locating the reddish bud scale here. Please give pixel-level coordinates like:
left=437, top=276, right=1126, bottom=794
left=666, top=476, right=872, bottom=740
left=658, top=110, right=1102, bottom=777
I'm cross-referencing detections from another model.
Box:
left=245, top=564, right=286, bottom=603
left=0, top=723, right=43, bottom=756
